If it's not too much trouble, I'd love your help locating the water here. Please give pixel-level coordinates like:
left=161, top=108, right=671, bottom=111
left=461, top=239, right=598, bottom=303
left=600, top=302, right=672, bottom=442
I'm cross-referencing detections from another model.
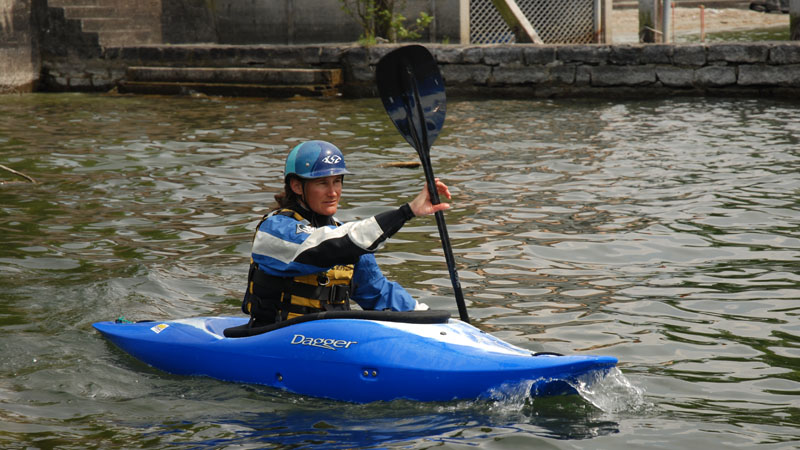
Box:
left=1, top=93, right=798, bottom=448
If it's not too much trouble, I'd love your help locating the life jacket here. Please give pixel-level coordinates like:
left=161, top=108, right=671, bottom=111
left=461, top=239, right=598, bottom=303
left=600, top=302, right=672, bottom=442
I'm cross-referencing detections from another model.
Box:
left=241, top=208, right=354, bottom=326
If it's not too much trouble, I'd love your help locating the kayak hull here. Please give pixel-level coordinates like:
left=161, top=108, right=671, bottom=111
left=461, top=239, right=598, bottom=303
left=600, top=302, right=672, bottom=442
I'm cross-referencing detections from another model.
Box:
left=93, top=315, right=617, bottom=403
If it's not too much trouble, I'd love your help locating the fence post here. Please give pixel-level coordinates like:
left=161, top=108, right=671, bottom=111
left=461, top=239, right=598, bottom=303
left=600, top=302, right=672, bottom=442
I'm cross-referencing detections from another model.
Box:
left=594, top=0, right=602, bottom=42
left=429, top=0, right=438, bottom=42
left=604, top=0, right=614, bottom=44
left=661, top=0, right=671, bottom=43
left=594, top=0, right=614, bottom=43
left=791, top=0, right=800, bottom=40
left=460, top=0, right=471, bottom=44
left=639, top=0, right=657, bottom=43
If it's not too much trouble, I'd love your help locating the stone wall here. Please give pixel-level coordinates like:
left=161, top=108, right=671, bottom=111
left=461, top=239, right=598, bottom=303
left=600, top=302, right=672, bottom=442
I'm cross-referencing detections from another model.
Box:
left=426, top=43, right=800, bottom=97
left=43, top=42, right=800, bottom=98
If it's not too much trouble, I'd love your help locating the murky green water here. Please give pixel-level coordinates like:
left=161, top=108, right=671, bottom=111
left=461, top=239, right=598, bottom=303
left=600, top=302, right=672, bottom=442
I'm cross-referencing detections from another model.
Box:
left=1, top=93, right=798, bottom=449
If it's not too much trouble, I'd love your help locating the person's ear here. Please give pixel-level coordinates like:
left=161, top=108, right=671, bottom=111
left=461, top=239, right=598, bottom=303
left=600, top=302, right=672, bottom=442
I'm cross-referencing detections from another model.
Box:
left=289, top=177, right=304, bottom=196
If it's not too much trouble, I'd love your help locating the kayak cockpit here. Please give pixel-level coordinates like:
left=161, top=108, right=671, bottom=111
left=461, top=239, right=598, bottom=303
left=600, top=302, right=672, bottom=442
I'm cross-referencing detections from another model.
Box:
left=222, top=310, right=452, bottom=338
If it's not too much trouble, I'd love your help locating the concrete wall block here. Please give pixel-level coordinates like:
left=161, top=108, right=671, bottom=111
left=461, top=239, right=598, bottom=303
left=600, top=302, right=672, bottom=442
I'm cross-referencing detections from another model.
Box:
left=550, top=65, right=576, bottom=84
left=366, top=46, right=395, bottom=65
left=102, top=48, right=121, bottom=60
left=694, top=66, right=736, bottom=86
left=433, top=46, right=464, bottom=64
left=86, top=66, right=110, bottom=79
left=673, top=45, right=707, bottom=66
left=656, top=66, right=694, bottom=87
left=483, top=47, right=523, bottom=65
left=522, top=46, right=556, bottom=65
left=251, top=46, right=306, bottom=67
left=461, top=47, right=484, bottom=64
left=640, top=45, right=673, bottom=64
left=68, top=76, right=92, bottom=88
left=116, top=47, right=139, bottom=63
left=609, top=45, right=641, bottom=65
left=592, top=65, right=656, bottom=86
left=576, top=65, right=592, bottom=85
left=155, top=47, right=184, bottom=65
left=708, top=44, right=769, bottom=63
left=739, top=64, right=800, bottom=85
left=187, top=47, right=217, bottom=66
left=292, top=46, right=328, bottom=65
left=109, top=68, right=127, bottom=81
left=340, top=46, right=372, bottom=82
left=318, top=46, right=345, bottom=64
left=342, top=46, right=368, bottom=63
left=346, top=64, right=374, bottom=82
left=182, top=47, right=212, bottom=65
left=769, top=43, right=800, bottom=64
left=491, top=66, right=549, bottom=84
left=557, top=45, right=611, bottom=64
left=609, top=45, right=677, bottom=65
left=440, top=64, right=491, bottom=84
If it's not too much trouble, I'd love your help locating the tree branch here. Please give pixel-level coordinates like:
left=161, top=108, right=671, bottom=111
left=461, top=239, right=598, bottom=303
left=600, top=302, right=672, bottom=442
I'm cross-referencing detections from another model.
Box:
left=0, top=164, right=36, bottom=184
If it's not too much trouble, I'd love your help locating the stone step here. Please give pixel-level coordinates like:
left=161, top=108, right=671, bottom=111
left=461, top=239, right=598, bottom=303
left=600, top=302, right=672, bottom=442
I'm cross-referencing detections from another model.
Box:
left=80, top=17, right=158, bottom=33
left=61, top=5, right=118, bottom=19
left=99, top=30, right=160, bottom=46
left=117, top=81, right=341, bottom=98
left=49, top=0, right=100, bottom=7
left=126, top=67, right=343, bottom=86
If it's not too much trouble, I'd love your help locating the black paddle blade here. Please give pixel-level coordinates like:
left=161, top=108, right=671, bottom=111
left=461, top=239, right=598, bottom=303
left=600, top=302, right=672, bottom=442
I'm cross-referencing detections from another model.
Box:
left=376, top=45, right=446, bottom=153
left=375, top=45, right=470, bottom=324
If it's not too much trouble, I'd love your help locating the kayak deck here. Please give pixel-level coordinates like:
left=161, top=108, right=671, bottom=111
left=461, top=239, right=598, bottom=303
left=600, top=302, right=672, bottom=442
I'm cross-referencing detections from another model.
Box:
left=93, top=312, right=617, bottom=403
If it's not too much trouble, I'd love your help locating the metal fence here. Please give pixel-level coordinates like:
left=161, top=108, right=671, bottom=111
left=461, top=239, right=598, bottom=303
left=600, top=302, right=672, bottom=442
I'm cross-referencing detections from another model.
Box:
left=469, top=0, right=596, bottom=44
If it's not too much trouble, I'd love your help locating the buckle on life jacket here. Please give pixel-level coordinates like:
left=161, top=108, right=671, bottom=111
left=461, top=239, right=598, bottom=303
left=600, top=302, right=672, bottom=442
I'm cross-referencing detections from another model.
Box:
left=325, top=283, right=350, bottom=306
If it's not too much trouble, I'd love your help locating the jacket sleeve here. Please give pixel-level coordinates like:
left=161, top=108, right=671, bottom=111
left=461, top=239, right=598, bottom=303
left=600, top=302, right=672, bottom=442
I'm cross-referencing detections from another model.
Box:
left=351, top=253, right=417, bottom=311
left=251, top=204, right=415, bottom=277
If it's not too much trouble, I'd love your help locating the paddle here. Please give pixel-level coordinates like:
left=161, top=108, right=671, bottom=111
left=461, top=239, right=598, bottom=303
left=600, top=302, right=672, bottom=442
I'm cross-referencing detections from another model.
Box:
left=376, top=45, right=470, bottom=324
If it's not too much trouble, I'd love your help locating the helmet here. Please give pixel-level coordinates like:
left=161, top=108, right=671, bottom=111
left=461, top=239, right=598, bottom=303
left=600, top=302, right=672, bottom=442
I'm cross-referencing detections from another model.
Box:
left=284, top=140, right=352, bottom=181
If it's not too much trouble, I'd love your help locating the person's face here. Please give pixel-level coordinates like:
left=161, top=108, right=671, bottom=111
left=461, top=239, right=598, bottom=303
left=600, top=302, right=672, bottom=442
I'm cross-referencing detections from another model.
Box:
left=291, top=175, right=343, bottom=216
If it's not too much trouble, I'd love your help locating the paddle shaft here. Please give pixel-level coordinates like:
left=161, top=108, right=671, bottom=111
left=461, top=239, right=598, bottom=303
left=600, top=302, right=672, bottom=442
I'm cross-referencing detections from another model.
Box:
left=400, top=65, right=470, bottom=324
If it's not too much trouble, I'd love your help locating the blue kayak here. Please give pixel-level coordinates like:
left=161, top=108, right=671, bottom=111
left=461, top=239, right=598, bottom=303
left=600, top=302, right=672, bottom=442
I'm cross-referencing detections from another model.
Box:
left=93, top=310, right=617, bottom=403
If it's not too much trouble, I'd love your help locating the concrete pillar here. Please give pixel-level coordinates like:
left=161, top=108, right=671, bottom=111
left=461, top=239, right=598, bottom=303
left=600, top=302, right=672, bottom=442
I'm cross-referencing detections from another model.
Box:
left=638, top=0, right=657, bottom=43
left=791, top=0, right=800, bottom=40
left=0, top=0, right=42, bottom=92
left=594, top=0, right=614, bottom=43
left=662, top=0, right=671, bottom=43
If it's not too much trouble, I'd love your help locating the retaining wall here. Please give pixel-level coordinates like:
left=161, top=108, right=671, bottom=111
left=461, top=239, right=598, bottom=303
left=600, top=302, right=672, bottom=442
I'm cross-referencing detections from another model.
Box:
left=41, top=43, right=800, bottom=98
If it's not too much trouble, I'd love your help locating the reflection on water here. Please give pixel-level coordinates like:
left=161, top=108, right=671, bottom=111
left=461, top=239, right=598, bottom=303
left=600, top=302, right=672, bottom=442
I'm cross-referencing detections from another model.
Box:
left=0, top=93, right=798, bottom=449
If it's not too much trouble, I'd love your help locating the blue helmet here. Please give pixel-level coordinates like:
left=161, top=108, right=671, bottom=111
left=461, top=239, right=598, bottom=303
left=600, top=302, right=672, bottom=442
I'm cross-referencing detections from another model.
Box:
left=284, top=140, right=352, bottom=181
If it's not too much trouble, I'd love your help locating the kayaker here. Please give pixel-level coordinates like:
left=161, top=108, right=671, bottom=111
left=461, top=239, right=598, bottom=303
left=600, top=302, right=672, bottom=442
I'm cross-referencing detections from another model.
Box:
left=241, top=140, right=451, bottom=326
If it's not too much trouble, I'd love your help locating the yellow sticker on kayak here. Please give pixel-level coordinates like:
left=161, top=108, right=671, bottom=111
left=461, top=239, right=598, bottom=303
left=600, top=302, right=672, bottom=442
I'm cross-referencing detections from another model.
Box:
left=150, top=323, right=169, bottom=334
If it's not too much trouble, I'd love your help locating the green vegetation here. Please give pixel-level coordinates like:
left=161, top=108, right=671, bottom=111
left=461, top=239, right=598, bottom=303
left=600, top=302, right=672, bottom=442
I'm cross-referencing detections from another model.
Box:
left=339, top=0, right=433, bottom=44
